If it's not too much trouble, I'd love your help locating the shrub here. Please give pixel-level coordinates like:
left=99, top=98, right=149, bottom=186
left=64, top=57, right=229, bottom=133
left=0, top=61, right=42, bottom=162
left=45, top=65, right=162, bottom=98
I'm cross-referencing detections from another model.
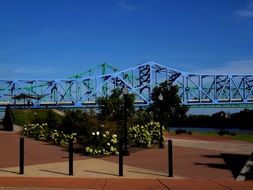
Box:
left=129, top=124, right=152, bottom=148
left=129, top=121, right=165, bottom=148
left=129, top=110, right=153, bottom=126
left=22, top=123, right=50, bottom=141
left=85, top=130, right=118, bottom=155
left=218, top=130, right=230, bottom=136
left=50, top=129, right=77, bottom=145
left=146, top=121, right=164, bottom=144
left=230, top=132, right=236, bottom=136
left=61, top=110, right=98, bottom=144
left=21, top=123, right=77, bottom=145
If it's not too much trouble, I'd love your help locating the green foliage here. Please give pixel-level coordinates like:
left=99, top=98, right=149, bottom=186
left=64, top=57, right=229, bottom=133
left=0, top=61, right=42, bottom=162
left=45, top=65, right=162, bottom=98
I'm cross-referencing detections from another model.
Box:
left=129, top=110, right=154, bottom=126
left=85, top=130, right=118, bottom=155
left=150, top=81, right=189, bottom=129
left=147, top=121, right=164, bottom=144
left=21, top=123, right=77, bottom=145
left=50, top=130, right=77, bottom=145
left=129, top=124, right=152, bottom=148
left=179, top=109, right=253, bottom=129
left=97, top=88, right=135, bottom=122
left=129, top=121, right=164, bottom=148
left=61, top=110, right=98, bottom=144
left=100, top=120, right=118, bottom=135
left=45, top=109, right=62, bottom=129
left=66, top=110, right=96, bottom=144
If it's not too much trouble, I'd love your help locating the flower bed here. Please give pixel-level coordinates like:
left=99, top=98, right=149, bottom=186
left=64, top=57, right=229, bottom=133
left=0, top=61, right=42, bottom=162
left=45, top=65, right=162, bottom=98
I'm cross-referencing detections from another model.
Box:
left=129, top=121, right=164, bottom=148
left=21, top=123, right=77, bottom=145
left=21, top=121, right=165, bottom=156
left=85, top=131, right=118, bottom=155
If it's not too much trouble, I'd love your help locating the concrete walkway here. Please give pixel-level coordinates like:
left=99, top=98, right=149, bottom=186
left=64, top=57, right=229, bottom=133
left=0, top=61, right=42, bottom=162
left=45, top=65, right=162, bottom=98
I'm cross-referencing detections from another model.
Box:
left=170, top=137, right=253, bottom=154
left=0, top=159, right=173, bottom=178
left=1, top=131, right=253, bottom=189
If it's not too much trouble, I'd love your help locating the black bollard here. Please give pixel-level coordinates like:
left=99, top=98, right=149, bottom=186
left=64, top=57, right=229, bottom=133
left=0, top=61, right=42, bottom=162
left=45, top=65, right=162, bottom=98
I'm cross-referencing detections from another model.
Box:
left=168, top=139, right=173, bottom=177
left=119, top=138, right=123, bottom=176
left=19, top=137, right=24, bottom=174
left=69, top=140, right=73, bottom=176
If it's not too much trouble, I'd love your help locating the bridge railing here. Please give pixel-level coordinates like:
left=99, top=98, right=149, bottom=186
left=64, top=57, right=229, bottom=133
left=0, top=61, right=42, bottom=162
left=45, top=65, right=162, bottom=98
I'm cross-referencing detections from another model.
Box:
left=0, top=62, right=252, bottom=108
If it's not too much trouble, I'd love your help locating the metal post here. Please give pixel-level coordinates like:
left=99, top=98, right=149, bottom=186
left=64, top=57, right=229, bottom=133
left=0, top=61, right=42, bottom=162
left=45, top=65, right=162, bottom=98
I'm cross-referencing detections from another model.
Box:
left=123, top=94, right=129, bottom=155
left=119, top=138, right=123, bottom=176
left=159, top=120, right=164, bottom=148
left=69, top=140, right=73, bottom=176
left=19, top=137, right=24, bottom=174
left=168, top=139, right=173, bottom=177
left=158, top=94, right=164, bottom=148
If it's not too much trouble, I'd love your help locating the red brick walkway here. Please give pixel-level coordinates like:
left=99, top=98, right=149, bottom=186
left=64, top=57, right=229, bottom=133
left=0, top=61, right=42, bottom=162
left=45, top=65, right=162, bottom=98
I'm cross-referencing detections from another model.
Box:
left=0, top=131, right=87, bottom=168
left=1, top=131, right=253, bottom=189
left=0, top=177, right=253, bottom=190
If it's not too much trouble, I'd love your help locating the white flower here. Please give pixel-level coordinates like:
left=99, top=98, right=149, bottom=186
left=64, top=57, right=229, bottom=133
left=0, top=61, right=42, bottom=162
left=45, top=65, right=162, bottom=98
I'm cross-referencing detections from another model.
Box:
left=105, top=131, right=109, bottom=135
left=111, top=139, right=117, bottom=144
left=96, top=131, right=100, bottom=136
left=103, top=134, right=106, bottom=138
left=112, top=134, right=117, bottom=139
left=107, top=142, right=110, bottom=146
left=92, top=132, right=95, bottom=136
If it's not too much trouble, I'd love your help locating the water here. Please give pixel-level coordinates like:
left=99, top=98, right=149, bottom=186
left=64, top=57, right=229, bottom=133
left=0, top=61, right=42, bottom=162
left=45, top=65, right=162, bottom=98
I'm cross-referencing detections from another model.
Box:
left=170, top=127, right=253, bottom=134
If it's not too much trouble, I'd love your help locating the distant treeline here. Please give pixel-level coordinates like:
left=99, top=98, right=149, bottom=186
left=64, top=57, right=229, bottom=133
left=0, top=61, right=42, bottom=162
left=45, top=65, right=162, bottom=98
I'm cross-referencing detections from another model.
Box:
left=172, top=109, right=253, bottom=129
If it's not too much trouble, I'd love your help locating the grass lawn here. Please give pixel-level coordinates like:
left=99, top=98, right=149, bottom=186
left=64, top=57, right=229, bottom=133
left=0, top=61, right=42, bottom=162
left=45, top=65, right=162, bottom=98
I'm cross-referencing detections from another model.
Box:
left=196, top=131, right=253, bottom=143
left=12, top=109, right=63, bottom=126
left=233, top=134, right=253, bottom=143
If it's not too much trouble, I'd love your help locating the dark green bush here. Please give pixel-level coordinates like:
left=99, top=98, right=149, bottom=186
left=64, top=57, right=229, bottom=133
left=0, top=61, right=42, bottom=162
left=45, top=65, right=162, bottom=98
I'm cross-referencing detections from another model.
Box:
left=218, top=130, right=230, bottom=136
left=61, top=110, right=98, bottom=144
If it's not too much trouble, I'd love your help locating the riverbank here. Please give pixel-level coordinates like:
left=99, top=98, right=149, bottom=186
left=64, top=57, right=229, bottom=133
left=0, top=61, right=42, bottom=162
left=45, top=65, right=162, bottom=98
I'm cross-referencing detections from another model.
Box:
left=170, top=127, right=253, bottom=134
left=167, top=131, right=253, bottom=144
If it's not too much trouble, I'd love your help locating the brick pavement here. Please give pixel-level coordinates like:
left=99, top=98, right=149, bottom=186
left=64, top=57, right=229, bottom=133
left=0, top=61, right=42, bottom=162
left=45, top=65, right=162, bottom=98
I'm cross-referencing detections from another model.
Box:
left=0, top=177, right=253, bottom=190
left=1, top=131, right=253, bottom=189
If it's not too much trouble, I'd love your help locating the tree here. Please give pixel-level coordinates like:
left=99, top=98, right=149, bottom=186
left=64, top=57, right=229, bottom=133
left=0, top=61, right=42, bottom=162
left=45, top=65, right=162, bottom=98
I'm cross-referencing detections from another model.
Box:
left=97, top=88, right=135, bottom=122
left=150, top=81, right=188, bottom=130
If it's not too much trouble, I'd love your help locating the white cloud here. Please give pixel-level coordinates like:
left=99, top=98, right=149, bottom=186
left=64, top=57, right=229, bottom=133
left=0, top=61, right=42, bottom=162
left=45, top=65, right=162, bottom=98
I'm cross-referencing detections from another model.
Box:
left=12, top=67, right=54, bottom=75
left=236, top=1, right=253, bottom=18
left=237, top=10, right=253, bottom=17
left=195, top=59, right=253, bottom=75
left=0, top=63, right=55, bottom=79
left=113, top=1, right=137, bottom=15
left=118, top=1, right=136, bottom=11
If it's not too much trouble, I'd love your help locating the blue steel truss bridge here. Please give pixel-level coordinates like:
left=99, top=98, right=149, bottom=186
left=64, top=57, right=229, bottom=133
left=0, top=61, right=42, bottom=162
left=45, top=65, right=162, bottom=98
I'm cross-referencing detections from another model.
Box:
left=0, top=62, right=253, bottom=109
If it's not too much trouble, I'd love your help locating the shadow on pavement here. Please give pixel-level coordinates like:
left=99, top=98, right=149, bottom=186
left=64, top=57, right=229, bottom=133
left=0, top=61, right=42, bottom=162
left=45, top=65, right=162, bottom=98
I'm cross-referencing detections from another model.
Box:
left=194, top=153, right=249, bottom=179
left=0, top=168, right=19, bottom=175
left=84, top=169, right=118, bottom=177
left=40, top=169, right=68, bottom=176
left=127, top=170, right=168, bottom=177
left=221, top=153, right=249, bottom=178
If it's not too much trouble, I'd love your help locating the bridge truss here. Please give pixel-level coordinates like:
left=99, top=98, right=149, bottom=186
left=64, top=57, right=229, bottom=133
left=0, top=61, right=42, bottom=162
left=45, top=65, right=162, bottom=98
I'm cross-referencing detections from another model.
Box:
left=0, top=62, right=253, bottom=108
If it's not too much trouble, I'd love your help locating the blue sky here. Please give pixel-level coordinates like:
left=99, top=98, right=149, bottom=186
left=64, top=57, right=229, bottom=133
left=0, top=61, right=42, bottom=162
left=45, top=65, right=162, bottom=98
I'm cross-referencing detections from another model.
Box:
left=0, top=0, right=253, bottom=80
